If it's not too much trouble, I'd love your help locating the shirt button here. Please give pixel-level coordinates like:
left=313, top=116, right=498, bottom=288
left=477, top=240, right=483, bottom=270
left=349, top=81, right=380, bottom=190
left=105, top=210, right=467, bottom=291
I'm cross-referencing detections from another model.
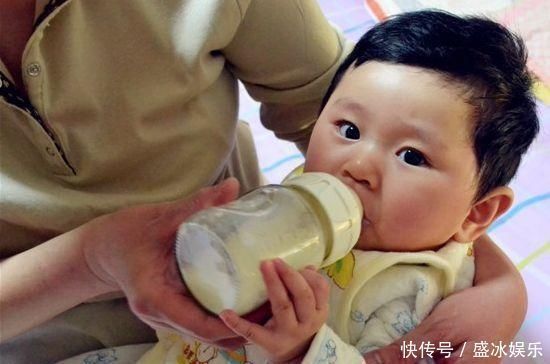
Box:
left=45, top=146, right=56, bottom=156
left=27, top=63, right=41, bottom=77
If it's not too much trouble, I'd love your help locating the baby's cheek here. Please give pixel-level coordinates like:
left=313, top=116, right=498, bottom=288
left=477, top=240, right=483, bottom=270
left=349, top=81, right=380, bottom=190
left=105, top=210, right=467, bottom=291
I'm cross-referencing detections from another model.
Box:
left=385, top=201, right=434, bottom=243
left=303, top=153, right=321, bottom=172
left=392, top=197, right=428, bottom=225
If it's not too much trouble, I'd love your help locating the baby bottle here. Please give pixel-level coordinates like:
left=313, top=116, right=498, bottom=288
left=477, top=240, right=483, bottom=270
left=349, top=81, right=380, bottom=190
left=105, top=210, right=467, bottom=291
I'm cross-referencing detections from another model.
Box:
left=175, top=172, right=362, bottom=315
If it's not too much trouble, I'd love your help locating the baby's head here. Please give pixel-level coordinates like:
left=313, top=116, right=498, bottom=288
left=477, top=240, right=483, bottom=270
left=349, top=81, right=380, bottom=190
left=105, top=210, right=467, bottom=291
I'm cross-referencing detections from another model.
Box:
left=304, top=10, right=539, bottom=252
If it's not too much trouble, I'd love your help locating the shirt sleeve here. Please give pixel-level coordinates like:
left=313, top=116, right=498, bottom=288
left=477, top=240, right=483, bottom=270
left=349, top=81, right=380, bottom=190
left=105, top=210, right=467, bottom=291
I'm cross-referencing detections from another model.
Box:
left=223, top=0, right=352, bottom=153
left=302, top=324, right=365, bottom=364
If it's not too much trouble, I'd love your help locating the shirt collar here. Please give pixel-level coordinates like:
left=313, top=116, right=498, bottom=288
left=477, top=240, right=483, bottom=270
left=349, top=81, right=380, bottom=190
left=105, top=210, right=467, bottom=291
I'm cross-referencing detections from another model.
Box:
left=34, top=0, right=69, bottom=28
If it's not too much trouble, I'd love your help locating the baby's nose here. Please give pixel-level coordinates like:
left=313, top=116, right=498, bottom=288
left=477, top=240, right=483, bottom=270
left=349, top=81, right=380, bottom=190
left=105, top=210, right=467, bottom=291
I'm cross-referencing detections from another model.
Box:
left=344, top=147, right=381, bottom=190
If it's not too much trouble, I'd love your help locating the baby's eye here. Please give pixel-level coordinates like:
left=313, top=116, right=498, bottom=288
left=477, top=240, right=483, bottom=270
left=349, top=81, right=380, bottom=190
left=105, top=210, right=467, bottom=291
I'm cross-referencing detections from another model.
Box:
left=337, top=121, right=360, bottom=140
left=397, top=148, right=429, bottom=167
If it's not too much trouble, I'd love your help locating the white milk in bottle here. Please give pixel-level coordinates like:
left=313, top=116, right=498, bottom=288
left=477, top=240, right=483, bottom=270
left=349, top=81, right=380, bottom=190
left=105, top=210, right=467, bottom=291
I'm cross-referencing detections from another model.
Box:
left=175, top=172, right=362, bottom=315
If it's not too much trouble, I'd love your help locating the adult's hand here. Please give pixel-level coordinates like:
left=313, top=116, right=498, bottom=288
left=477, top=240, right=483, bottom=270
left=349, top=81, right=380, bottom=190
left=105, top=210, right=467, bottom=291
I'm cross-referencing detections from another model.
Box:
left=363, top=235, right=527, bottom=363
left=1, top=178, right=247, bottom=349
left=80, top=177, right=249, bottom=348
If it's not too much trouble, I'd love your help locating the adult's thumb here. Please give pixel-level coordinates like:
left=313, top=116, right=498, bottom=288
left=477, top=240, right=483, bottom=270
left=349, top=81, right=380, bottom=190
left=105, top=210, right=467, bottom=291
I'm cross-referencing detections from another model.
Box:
left=211, top=177, right=241, bottom=206
left=164, top=178, right=240, bottom=230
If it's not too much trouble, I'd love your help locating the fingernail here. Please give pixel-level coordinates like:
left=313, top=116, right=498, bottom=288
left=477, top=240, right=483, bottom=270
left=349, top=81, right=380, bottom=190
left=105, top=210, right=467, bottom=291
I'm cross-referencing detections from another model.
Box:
left=305, top=265, right=317, bottom=271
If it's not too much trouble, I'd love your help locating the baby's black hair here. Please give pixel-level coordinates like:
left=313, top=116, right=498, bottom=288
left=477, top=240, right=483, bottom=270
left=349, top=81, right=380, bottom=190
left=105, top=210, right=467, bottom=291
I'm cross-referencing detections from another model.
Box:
left=322, top=10, right=539, bottom=200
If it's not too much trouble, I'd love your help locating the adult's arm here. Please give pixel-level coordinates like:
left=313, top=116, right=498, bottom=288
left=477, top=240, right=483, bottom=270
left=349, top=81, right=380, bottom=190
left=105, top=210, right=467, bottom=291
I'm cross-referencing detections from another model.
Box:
left=0, top=179, right=246, bottom=347
left=223, top=0, right=352, bottom=153
left=364, top=234, right=527, bottom=363
left=0, top=223, right=110, bottom=340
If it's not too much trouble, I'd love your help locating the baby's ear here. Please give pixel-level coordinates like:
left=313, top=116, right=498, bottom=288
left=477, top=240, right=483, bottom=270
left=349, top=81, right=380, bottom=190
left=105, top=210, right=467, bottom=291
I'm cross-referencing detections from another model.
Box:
left=453, top=186, right=513, bottom=242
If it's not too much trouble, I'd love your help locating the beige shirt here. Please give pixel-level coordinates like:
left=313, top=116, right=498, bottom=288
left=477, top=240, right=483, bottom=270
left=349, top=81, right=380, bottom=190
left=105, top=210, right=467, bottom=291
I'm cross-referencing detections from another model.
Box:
left=0, top=0, right=347, bottom=258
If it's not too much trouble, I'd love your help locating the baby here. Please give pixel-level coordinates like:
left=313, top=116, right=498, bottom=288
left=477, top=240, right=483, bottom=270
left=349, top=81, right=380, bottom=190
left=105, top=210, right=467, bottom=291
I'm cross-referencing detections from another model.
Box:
left=139, top=10, right=539, bottom=364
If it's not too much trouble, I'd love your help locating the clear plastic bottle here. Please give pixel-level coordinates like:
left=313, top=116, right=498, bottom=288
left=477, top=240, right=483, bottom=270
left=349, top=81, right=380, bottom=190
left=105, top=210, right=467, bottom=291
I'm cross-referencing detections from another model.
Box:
left=175, top=172, right=362, bottom=315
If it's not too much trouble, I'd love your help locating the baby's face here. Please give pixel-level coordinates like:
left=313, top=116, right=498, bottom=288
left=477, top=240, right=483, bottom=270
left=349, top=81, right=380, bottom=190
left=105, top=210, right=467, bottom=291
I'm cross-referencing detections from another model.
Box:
left=305, top=62, right=478, bottom=252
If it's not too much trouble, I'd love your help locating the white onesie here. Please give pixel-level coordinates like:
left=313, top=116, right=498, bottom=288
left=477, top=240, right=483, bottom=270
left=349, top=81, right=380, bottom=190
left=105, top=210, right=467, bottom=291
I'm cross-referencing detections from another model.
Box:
left=303, top=241, right=474, bottom=363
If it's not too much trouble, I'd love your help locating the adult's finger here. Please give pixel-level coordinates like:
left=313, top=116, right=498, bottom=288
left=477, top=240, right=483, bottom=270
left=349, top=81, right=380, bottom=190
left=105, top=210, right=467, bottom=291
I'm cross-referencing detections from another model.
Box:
left=219, top=310, right=274, bottom=349
left=129, top=287, right=239, bottom=344
left=141, top=314, right=247, bottom=350
left=213, top=337, right=248, bottom=351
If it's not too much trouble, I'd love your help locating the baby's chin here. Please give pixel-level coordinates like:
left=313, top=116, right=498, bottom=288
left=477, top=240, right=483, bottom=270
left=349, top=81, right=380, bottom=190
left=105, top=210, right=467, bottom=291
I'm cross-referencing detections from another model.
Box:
left=354, top=220, right=382, bottom=251
left=354, top=229, right=377, bottom=251
left=354, top=229, right=401, bottom=252
left=358, top=237, right=447, bottom=253
left=302, top=163, right=313, bottom=173
left=355, top=239, right=396, bottom=252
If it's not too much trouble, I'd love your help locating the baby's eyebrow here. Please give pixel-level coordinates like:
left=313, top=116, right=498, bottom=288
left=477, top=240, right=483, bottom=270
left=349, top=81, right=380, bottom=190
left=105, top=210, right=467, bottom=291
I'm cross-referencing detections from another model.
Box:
left=394, top=119, right=446, bottom=150
left=332, top=98, right=369, bottom=117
